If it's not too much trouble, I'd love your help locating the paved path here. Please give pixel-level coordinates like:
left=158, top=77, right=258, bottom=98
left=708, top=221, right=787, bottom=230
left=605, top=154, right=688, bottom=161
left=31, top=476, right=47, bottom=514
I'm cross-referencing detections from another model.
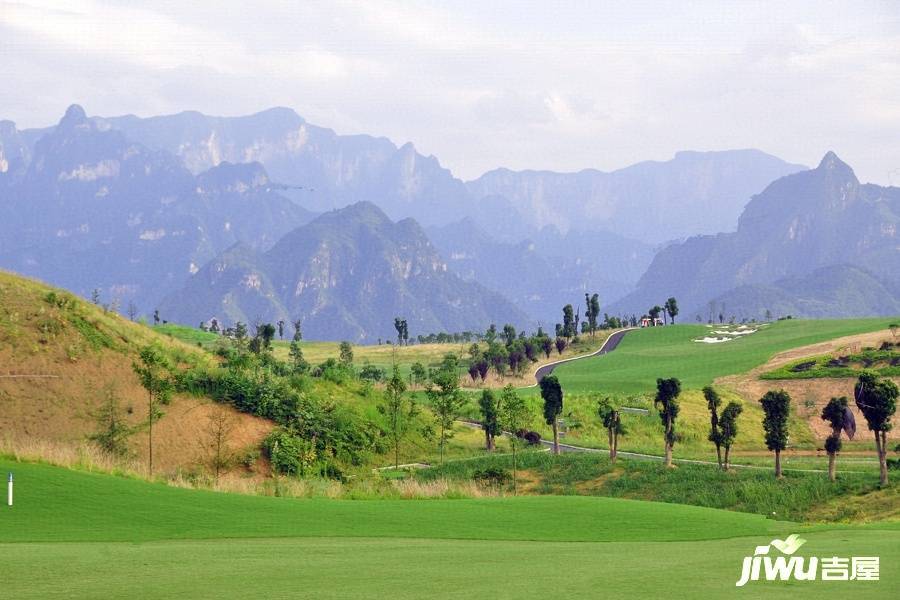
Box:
left=531, top=328, right=634, bottom=385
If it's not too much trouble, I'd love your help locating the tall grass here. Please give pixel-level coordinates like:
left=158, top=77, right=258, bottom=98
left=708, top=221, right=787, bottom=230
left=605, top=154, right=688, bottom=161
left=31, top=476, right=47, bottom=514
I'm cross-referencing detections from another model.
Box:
left=0, top=436, right=494, bottom=500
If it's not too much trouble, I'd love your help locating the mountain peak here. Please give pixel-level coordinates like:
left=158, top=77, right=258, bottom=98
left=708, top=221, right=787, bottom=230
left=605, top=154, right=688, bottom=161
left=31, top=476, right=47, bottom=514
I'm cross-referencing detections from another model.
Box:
left=59, top=104, right=89, bottom=129
left=817, top=151, right=850, bottom=172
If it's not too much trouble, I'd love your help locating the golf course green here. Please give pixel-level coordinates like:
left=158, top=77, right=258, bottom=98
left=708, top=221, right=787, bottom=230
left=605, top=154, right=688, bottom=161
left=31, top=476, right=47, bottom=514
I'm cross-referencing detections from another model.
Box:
left=2, top=459, right=896, bottom=599
left=547, top=318, right=892, bottom=394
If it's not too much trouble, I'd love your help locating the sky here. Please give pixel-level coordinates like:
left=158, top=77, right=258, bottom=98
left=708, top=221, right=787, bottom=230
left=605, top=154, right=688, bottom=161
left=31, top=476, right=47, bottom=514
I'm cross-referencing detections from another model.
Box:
left=1, top=0, right=899, bottom=184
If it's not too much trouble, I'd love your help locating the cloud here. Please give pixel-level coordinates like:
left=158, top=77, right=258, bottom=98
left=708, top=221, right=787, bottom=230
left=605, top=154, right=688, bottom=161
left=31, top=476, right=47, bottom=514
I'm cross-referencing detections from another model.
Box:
left=1, top=0, right=898, bottom=183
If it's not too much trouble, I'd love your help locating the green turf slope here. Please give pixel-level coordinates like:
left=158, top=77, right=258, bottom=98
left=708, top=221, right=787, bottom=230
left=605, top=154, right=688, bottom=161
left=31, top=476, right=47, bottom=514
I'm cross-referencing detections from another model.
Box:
left=1, top=459, right=897, bottom=599
left=549, top=318, right=892, bottom=394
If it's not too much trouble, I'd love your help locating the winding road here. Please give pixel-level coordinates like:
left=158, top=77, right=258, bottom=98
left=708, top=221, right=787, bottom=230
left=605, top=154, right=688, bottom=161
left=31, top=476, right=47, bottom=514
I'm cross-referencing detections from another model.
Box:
left=532, top=327, right=634, bottom=385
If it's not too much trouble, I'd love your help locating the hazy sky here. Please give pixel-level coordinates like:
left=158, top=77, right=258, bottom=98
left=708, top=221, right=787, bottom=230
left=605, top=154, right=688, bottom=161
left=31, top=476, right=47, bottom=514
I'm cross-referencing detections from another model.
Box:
left=2, top=1, right=899, bottom=183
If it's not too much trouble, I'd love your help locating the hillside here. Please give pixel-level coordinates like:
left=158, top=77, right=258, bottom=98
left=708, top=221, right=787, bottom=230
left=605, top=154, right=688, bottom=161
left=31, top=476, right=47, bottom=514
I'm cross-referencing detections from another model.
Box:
left=0, top=270, right=271, bottom=473
left=610, top=152, right=900, bottom=318
left=159, top=202, right=529, bottom=341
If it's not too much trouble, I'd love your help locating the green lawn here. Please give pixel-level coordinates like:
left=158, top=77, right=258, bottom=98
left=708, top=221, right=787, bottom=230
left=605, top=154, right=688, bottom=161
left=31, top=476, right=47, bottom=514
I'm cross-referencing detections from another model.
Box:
left=2, top=459, right=898, bottom=599
left=545, top=318, right=894, bottom=395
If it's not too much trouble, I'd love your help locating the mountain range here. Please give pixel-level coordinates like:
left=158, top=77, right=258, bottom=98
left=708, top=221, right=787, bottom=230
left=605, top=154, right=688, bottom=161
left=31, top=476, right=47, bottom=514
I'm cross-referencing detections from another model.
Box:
left=609, top=152, right=900, bottom=320
left=1, top=104, right=896, bottom=339
left=159, top=202, right=527, bottom=342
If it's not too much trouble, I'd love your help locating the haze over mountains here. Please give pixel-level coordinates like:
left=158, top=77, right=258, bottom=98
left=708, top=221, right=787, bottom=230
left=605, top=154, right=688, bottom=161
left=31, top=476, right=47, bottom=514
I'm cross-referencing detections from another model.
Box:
left=1, top=104, right=897, bottom=339
left=610, top=152, right=900, bottom=321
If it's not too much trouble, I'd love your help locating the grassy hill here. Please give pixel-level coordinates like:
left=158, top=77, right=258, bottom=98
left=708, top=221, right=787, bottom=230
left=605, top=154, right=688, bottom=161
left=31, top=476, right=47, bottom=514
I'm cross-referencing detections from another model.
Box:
left=545, top=319, right=894, bottom=395
left=0, top=270, right=272, bottom=474
left=1, top=458, right=897, bottom=599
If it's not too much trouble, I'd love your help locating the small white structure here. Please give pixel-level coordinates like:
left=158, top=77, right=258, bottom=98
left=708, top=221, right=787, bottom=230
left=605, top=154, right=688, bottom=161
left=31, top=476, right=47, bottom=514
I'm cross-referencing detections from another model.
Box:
left=640, top=317, right=663, bottom=328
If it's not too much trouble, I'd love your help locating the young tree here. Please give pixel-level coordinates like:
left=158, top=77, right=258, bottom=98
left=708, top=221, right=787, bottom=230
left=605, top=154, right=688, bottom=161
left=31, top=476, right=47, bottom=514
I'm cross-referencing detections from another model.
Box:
left=597, top=397, right=624, bottom=463
left=276, top=320, right=285, bottom=340
left=540, top=375, right=563, bottom=454
left=540, top=336, right=553, bottom=358
left=562, top=304, right=575, bottom=340
left=426, top=364, right=467, bottom=465
left=703, top=386, right=723, bottom=468
left=410, top=361, right=428, bottom=388
left=91, top=288, right=101, bottom=305
left=648, top=305, right=662, bottom=325
left=821, top=396, right=848, bottom=482
left=585, top=293, right=601, bottom=337
left=500, top=385, right=530, bottom=495
left=665, top=297, right=679, bottom=324
left=339, top=341, right=354, bottom=366
left=132, top=345, right=173, bottom=477
left=855, top=372, right=898, bottom=485
left=394, top=317, right=406, bottom=346
left=153, top=309, right=160, bottom=326
left=655, top=378, right=681, bottom=467
left=380, top=364, right=416, bottom=469
left=719, top=402, right=742, bottom=471
left=554, top=337, right=567, bottom=355
left=89, top=385, right=133, bottom=457
left=126, top=301, right=138, bottom=322
left=760, top=390, right=791, bottom=478
left=204, top=405, right=235, bottom=483
left=478, top=389, right=501, bottom=451
left=502, top=324, right=517, bottom=346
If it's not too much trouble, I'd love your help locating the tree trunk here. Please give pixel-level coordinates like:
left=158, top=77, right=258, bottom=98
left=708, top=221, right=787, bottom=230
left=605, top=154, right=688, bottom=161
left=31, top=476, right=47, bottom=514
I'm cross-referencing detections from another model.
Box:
left=148, top=393, right=154, bottom=479
left=612, top=430, right=618, bottom=463
left=607, top=428, right=614, bottom=462
left=715, top=444, right=723, bottom=470
left=876, top=431, right=888, bottom=486
left=485, top=429, right=492, bottom=451
left=664, top=416, right=673, bottom=467
left=439, top=423, right=445, bottom=466
left=724, top=446, right=730, bottom=471
left=552, top=420, right=560, bottom=455
left=512, top=445, right=518, bottom=496
left=774, top=449, right=783, bottom=479
left=827, top=452, right=836, bottom=482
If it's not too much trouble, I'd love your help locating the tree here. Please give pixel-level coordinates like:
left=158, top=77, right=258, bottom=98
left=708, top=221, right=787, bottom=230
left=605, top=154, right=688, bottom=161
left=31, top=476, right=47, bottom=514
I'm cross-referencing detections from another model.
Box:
left=562, top=304, right=575, bottom=340
left=654, top=378, right=681, bottom=467
left=276, top=320, right=285, bottom=340
left=426, top=364, right=467, bottom=465
left=855, top=372, right=898, bottom=485
left=394, top=317, right=407, bottom=346
left=339, top=341, right=354, bottom=366
left=89, top=385, right=133, bottom=457
left=540, top=375, right=563, bottom=454
left=91, top=288, right=101, bottom=305
left=540, top=336, right=553, bottom=358
left=585, top=293, right=600, bottom=337
left=484, top=324, right=498, bottom=344
left=648, top=305, right=662, bottom=325
left=597, top=397, right=624, bottom=463
left=126, top=301, right=138, bottom=322
left=287, top=320, right=308, bottom=373
left=478, top=389, right=501, bottom=451
left=410, top=361, right=427, bottom=388
left=718, top=402, right=742, bottom=471
left=132, top=345, right=173, bottom=477
left=760, top=390, right=791, bottom=478
left=554, top=337, right=567, bottom=355
left=153, top=309, right=160, bottom=326
left=703, top=386, right=723, bottom=468
left=502, top=324, right=517, bottom=346
left=204, top=405, right=235, bottom=483
left=665, top=297, right=679, bottom=324
left=499, top=385, right=529, bottom=495
left=209, top=318, right=220, bottom=334
left=380, top=364, right=416, bottom=469
left=821, top=396, right=847, bottom=482
left=250, top=323, right=276, bottom=354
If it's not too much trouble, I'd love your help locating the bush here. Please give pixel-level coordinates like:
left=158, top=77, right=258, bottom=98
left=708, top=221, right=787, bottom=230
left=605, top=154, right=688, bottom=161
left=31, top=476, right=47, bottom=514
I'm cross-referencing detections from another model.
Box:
left=473, top=467, right=512, bottom=487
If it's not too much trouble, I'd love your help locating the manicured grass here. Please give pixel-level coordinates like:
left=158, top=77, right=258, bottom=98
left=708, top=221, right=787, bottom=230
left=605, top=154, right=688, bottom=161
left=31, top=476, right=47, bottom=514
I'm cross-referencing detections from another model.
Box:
left=2, top=459, right=898, bottom=599
left=762, top=345, right=900, bottom=380
left=546, top=318, right=894, bottom=395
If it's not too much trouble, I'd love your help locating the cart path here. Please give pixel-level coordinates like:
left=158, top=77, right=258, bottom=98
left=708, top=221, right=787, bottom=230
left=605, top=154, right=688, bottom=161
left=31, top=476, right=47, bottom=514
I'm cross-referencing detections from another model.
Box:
left=531, top=327, right=635, bottom=385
